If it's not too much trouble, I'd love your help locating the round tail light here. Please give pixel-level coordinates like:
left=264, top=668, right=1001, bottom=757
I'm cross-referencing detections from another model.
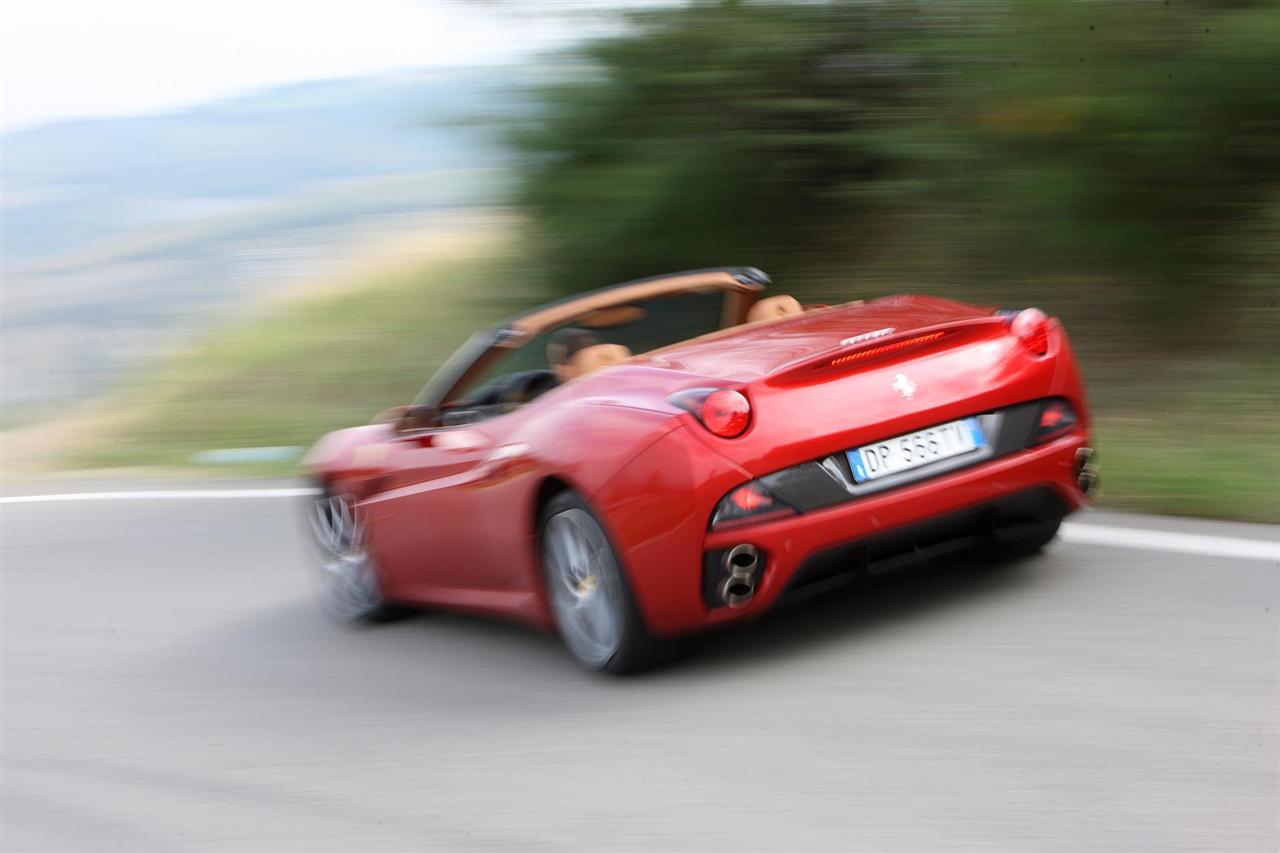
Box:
left=701, top=389, right=751, bottom=438
left=1011, top=308, right=1050, bottom=357
left=668, top=387, right=753, bottom=438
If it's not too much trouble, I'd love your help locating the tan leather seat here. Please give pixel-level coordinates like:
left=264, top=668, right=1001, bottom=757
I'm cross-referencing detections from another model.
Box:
left=746, top=294, right=803, bottom=323
left=567, top=343, right=632, bottom=380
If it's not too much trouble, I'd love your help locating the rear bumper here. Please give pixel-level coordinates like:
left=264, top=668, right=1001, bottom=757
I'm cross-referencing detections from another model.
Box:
left=778, top=485, right=1069, bottom=603
left=619, top=430, right=1090, bottom=637
left=694, top=432, right=1088, bottom=630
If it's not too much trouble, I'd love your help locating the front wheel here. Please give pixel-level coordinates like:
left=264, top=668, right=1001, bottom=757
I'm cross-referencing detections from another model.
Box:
left=540, top=492, right=679, bottom=673
left=306, top=489, right=405, bottom=623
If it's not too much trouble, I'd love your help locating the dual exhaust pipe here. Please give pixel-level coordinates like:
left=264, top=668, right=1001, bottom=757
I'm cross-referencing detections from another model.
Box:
left=1076, top=447, right=1098, bottom=496
left=718, top=543, right=760, bottom=608
left=715, top=450, right=1095, bottom=608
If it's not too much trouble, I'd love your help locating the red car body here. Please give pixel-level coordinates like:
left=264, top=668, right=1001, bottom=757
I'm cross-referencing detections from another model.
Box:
left=307, top=268, right=1092, bottom=655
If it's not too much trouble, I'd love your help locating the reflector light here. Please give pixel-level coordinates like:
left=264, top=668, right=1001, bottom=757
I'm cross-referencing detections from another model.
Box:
left=712, top=481, right=796, bottom=528
left=1011, top=308, right=1050, bottom=356
left=730, top=483, right=773, bottom=512
left=1033, top=399, right=1078, bottom=443
left=829, top=332, right=945, bottom=368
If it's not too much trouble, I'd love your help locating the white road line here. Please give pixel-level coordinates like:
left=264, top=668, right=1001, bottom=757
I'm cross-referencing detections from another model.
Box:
left=1, top=488, right=1275, bottom=562
left=1060, top=522, right=1277, bottom=563
left=0, top=488, right=319, bottom=505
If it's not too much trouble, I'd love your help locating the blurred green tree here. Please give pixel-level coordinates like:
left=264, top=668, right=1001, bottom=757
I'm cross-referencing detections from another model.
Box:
left=512, top=0, right=937, bottom=290
left=513, top=0, right=1279, bottom=337
left=940, top=0, right=1280, bottom=331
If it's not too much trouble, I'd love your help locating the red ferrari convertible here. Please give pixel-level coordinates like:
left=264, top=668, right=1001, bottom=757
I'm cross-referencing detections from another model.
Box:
left=305, top=267, right=1095, bottom=672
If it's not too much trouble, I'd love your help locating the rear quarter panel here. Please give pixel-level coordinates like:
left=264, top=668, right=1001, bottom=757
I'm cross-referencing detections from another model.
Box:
left=589, top=422, right=746, bottom=637
left=463, top=393, right=685, bottom=628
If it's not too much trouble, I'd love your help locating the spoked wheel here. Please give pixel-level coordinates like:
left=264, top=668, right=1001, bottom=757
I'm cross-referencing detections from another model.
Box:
left=540, top=491, right=679, bottom=673
left=307, top=490, right=403, bottom=623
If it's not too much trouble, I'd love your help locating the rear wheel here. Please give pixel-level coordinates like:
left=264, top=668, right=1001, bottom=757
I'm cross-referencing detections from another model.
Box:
left=540, top=491, right=678, bottom=673
left=307, top=489, right=405, bottom=623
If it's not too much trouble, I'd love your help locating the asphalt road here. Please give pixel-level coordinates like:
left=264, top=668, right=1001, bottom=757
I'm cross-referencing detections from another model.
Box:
left=2, top=484, right=1276, bottom=852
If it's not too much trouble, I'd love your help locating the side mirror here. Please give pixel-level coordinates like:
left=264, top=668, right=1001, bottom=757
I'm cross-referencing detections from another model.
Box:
left=370, top=405, right=411, bottom=425
left=372, top=404, right=437, bottom=430
left=400, top=404, right=438, bottom=431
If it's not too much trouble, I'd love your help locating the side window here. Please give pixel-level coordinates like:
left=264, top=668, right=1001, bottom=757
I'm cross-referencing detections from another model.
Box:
left=436, top=288, right=731, bottom=425
left=590, top=289, right=726, bottom=354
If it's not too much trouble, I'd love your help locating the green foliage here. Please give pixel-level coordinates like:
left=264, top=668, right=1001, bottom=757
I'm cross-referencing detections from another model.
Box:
left=514, top=0, right=1280, bottom=334
left=514, top=0, right=934, bottom=289
left=941, top=0, right=1280, bottom=322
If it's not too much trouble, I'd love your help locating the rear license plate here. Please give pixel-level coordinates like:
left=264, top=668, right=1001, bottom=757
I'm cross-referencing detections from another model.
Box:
left=848, top=417, right=986, bottom=483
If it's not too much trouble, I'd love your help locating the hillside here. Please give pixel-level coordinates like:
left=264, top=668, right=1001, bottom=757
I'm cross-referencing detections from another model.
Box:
left=0, top=66, right=525, bottom=414
left=2, top=67, right=520, bottom=264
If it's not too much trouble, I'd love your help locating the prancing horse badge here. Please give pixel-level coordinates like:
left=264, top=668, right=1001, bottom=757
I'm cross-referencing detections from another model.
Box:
left=892, top=373, right=916, bottom=401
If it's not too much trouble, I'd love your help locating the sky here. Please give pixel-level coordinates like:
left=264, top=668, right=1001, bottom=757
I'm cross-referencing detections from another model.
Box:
left=1, top=0, right=609, bottom=131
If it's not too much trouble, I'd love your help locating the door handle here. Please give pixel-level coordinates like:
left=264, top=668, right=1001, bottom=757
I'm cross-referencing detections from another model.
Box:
left=479, top=443, right=531, bottom=480
left=485, top=442, right=530, bottom=464
left=394, top=429, right=491, bottom=452
left=437, top=430, right=491, bottom=453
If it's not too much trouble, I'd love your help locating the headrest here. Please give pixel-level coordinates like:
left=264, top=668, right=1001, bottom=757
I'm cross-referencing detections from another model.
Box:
left=546, top=327, right=601, bottom=368
left=568, top=343, right=632, bottom=379
left=746, top=294, right=803, bottom=323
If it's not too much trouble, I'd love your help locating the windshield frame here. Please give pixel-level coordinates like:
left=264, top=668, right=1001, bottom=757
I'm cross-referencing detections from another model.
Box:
left=410, top=268, right=768, bottom=415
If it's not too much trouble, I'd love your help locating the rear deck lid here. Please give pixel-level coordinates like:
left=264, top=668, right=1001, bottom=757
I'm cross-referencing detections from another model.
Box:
left=634, top=295, right=994, bottom=382
left=644, top=297, right=1060, bottom=477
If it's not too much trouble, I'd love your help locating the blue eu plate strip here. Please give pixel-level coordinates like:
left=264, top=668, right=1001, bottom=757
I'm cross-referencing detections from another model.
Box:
left=966, top=417, right=988, bottom=448
left=849, top=450, right=869, bottom=482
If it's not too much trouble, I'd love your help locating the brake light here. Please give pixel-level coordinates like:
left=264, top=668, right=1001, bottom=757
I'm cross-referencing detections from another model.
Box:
left=829, top=332, right=946, bottom=368
left=1010, top=308, right=1050, bottom=357
left=669, top=388, right=752, bottom=438
left=712, top=481, right=796, bottom=528
left=1033, top=399, right=1078, bottom=443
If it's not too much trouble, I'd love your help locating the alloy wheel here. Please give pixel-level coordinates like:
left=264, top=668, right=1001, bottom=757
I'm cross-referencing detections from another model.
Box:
left=543, top=508, right=625, bottom=669
left=308, top=492, right=384, bottom=620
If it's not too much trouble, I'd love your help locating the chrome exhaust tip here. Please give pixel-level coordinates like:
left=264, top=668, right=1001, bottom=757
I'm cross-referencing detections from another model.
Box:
left=719, top=574, right=756, bottom=608
left=723, top=544, right=759, bottom=573
left=720, top=544, right=759, bottom=608
left=1076, top=447, right=1098, bottom=495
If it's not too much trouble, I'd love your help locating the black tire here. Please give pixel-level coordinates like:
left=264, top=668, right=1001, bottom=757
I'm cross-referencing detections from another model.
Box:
left=539, top=491, right=682, bottom=674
